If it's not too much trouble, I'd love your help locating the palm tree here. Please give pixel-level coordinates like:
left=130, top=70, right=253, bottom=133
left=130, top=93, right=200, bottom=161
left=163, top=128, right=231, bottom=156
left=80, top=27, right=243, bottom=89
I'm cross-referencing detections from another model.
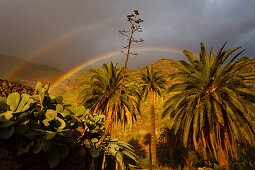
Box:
left=163, top=42, right=255, bottom=169
left=140, top=66, right=167, bottom=169
left=159, top=126, right=181, bottom=168
left=78, top=61, right=141, bottom=130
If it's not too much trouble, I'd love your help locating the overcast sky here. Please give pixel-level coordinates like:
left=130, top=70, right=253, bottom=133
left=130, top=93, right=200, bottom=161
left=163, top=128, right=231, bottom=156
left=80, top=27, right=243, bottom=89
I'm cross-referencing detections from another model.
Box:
left=0, top=0, right=255, bottom=71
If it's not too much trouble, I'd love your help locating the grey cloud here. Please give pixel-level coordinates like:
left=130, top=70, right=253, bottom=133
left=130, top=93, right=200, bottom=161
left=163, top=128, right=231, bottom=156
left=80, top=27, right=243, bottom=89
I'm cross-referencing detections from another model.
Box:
left=0, top=0, right=254, bottom=71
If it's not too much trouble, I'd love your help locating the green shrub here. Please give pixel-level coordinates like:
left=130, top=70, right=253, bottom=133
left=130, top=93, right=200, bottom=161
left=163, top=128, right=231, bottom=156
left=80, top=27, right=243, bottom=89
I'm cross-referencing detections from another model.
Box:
left=0, top=82, right=137, bottom=169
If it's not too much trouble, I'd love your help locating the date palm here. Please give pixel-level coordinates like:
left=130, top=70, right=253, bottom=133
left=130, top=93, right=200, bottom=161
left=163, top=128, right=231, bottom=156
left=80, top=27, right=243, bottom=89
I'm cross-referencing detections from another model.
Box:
left=163, top=42, right=255, bottom=168
left=78, top=61, right=141, bottom=129
left=140, top=66, right=167, bottom=169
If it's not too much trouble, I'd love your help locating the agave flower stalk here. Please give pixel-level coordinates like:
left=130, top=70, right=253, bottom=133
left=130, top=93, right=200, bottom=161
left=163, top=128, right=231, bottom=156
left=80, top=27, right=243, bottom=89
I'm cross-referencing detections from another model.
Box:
left=97, top=10, right=143, bottom=147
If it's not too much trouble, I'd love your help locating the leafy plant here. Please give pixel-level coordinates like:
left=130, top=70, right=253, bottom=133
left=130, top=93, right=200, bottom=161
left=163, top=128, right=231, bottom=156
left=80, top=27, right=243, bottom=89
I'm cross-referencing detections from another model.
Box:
left=139, top=66, right=167, bottom=169
left=163, top=42, right=255, bottom=168
left=78, top=61, right=141, bottom=129
left=0, top=82, right=138, bottom=169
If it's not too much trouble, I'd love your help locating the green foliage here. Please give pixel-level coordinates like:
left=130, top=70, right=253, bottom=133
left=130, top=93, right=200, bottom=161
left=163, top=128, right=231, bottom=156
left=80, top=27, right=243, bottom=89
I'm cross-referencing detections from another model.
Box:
left=78, top=61, right=141, bottom=128
left=0, top=82, right=138, bottom=169
left=163, top=42, right=255, bottom=166
left=139, top=66, right=167, bottom=99
left=230, top=147, right=255, bottom=169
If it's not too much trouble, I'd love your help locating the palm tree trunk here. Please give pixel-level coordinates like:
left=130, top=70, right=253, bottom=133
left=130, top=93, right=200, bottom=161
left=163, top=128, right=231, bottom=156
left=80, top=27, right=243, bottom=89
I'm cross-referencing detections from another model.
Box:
left=169, top=141, right=175, bottom=168
left=150, top=90, right=157, bottom=169
left=217, top=145, right=229, bottom=169
left=149, top=142, right=152, bottom=167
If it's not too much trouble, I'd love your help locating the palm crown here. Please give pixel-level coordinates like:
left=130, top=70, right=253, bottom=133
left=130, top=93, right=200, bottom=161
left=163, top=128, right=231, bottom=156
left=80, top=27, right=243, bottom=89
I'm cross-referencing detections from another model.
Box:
left=140, top=66, right=167, bottom=98
left=163, top=42, right=255, bottom=163
left=78, top=61, right=141, bottom=128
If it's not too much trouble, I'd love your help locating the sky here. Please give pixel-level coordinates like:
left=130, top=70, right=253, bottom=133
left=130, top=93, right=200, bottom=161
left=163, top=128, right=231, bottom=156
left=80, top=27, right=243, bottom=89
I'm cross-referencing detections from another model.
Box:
left=0, top=0, right=255, bottom=71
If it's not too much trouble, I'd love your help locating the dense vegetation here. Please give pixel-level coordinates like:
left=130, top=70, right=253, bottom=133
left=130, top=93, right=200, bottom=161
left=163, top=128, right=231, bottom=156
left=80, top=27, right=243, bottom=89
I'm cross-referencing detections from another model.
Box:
left=163, top=43, right=255, bottom=169
left=78, top=61, right=141, bottom=131
left=0, top=10, right=255, bottom=169
left=0, top=82, right=137, bottom=169
left=1, top=43, right=255, bottom=170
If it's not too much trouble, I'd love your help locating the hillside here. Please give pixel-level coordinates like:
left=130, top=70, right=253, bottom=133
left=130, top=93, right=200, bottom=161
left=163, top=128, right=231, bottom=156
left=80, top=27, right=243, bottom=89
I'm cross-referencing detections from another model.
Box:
left=54, top=58, right=178, bottom=103
left=1, top=56, right=254, bottom=163
left=52, top=58, right=179, bottom=148
left=0, top=54, right=64, bottom=88
left=0, top=56, right=180, bottom=148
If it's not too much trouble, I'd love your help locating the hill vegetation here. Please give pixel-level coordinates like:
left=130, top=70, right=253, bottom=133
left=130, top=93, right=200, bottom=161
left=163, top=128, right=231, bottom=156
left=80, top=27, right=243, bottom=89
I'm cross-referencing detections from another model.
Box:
left=1, top=52, right=254, bottom=169
left=1, top=10, right=255, bottom=169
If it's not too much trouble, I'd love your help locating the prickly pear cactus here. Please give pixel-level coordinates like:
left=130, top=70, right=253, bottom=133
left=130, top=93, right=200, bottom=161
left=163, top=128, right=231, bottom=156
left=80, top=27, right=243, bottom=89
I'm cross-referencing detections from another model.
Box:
left=0, top=82, right=138, bottom=169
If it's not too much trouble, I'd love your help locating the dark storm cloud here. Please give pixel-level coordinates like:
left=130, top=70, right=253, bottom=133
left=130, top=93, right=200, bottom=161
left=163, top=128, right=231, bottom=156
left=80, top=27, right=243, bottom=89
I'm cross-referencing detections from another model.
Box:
left=0, top=0, right=254, bottom=71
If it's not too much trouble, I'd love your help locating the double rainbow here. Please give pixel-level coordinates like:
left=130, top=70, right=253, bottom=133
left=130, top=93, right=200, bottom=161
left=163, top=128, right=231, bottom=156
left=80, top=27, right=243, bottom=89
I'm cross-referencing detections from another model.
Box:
left=3, top=17, right=185, bottom=93
left=49, top=46, right=183, bottom=92
left=5, top=17, right=121, bottom=79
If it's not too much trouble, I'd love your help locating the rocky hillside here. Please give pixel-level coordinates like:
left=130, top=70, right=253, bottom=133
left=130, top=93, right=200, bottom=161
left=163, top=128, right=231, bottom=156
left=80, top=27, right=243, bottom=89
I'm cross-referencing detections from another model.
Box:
left=0, top=78, right=35, bottom=97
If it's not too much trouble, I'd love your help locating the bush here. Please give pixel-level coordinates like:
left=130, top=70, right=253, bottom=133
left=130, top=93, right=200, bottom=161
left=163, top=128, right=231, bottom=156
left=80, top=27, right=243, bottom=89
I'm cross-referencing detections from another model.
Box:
left=0, top=82, right=138, bottom=169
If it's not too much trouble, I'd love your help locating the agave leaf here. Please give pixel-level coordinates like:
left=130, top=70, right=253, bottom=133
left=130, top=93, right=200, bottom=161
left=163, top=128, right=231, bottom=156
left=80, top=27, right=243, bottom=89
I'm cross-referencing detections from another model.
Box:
left=16, top=94, right=30, bottom=112
left=47, top=149, right=60, bottom=168
left=33, top=111, right=44, bottom=119
left=76, top=106, right=86, bottom=117
left=55, top=117, right=66, bottom=130
left=84, top=139, right=91, bottom=149
left=69, top=117, right=77, bottom=126
left=33, top=142, right=41, bottom=154
left=55, top=96, right=63, bottom=104
left=90, top=146, right=99, bottom=158
left=45, top=132, right=56, bottom=140
left=115, top=152, right=123, bottom=165
left=30, top=95, right=40, bottom=103
left=42, top=119, right=50, bottom=126
left=108, top=147, right=117, bottom=156
left=39, top=92, right=45, bottom=104
left=61, top=109, right=71, bottom=117
left=35, top=82, right=42, bottom=92
left=91, top=138, right=98, bottom=143
left=17, top=141, right=34, bottom=156
left=45, top=109, right=57, bottom=119
left=56, top=104, right=64, bottom=113
left=22, top=98, right=33, bottom=112
left=7, top=92, right=20, bottom=112
left=0, top=126, right=14, bottom=139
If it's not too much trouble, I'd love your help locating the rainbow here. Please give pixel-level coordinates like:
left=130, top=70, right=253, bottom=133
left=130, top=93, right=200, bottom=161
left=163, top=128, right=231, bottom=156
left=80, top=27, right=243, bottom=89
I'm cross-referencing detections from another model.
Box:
left=49, top=46, right=183, bottom=92
left=5, top=17, right=121, bottom=78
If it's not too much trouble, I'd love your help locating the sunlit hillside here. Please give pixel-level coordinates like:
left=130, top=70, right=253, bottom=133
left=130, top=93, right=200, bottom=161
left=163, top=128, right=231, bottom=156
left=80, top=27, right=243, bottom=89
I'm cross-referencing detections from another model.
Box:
left=52, top=58, right=179, bottom=150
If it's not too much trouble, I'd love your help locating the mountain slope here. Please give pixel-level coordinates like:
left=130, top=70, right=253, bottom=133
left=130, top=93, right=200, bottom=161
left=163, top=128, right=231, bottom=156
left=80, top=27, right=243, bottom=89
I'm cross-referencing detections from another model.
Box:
left=0, top=54, right=64, bottom=87
left=54, top=58, right=179, bottom=147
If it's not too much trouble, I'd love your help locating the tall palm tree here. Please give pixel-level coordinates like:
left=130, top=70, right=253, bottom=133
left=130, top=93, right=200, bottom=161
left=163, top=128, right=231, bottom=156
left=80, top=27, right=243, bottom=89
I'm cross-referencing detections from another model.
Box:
left=163, top=42, right=255, bottom=169
left=78, top=61, right=141, bottom=129
left=140, top=66, right=167, bottom=169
